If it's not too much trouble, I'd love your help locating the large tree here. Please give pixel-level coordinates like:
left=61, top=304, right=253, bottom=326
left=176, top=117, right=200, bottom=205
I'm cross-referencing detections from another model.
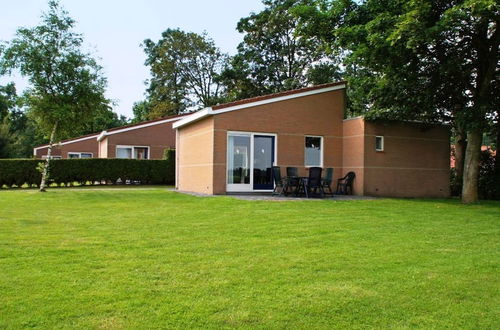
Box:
left=297, top=0, right=499, bottom=203
left=141, top=29, right=228, bottom=119
left=0, top=0, right=110, bottom=191
left=224, top=0, right=341, bottom=99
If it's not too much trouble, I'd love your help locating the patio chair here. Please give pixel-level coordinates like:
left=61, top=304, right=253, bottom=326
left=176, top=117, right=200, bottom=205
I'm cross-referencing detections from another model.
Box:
left=286, top=167, right=300, bottom=195
left=300, top=167, right=324, bottom=198
left=322, top=168, right=334, bottom=196
left=336, top=171, right=356, bottom=195
left=286, top=167, right=298, bottom=177
left=272, top=166, right=289, bottom=196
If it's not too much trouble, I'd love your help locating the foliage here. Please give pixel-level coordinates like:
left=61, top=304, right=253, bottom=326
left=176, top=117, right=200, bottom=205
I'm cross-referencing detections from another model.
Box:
left=0, top=191, right=499, bottom=328
left=141, top=29, right=228, bottom=119
left=80, top=107, right=129, bottom=135
left=162, top=148, right=175, bottom=161
left=0, top=83, right=17, bottom=122
left=478, top=149, right=498, bottom=200
left=131, top=100, right=152, bottom=123
left=451, top=149, right=498, bottom=200
left=0, top=159, right=174, bottom=188
left=223, top=0, right=341, bottom=100
left=0, top=0, right=111, bottom=141
left=295, top=0, right=499, bottom=202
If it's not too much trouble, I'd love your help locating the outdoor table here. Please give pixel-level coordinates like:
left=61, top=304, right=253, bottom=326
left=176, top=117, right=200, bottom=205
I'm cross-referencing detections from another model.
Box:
left=286, top=176, right=309, bottom=197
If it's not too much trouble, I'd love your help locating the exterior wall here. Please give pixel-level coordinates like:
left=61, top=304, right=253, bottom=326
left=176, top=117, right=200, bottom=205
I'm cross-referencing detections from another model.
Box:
left=341, top=118, right=365, bottom=195
left=362, top=121, right=450, bottom=198
left=98, top=138, right=108, bottom=158
left=177, top=117, right=215, bottom=194
left=104, top=121, right=177, bottom=159
left=34, top=137, right=98, bottom=159
left=212, top=89, right=346, bottom=194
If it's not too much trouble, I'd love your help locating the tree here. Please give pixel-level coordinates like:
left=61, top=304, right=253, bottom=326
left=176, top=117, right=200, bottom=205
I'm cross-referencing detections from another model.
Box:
left=141, top=29, right=228, bottom=119
left=297, top=0, right=499, bottom=203
left=0, top=0, right=110, bottom=191
left=0, top=83, right=17, bottom=122
left=80, top=106, right=128, bottom=135
left=225, top=0, right=341, bottom=99
left=132, top=100, right=151, bottom=123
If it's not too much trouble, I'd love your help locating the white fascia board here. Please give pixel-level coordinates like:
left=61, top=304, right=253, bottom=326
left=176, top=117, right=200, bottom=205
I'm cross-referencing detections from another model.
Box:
left=173, top=84, right=346, bottom=129
left=103, top=116, right=184, bottom=137
left=33, top=134, right=99, bottom=153
left=172, top=108, right=213, bottom=129
left=96, top=131, right=107, bottom=142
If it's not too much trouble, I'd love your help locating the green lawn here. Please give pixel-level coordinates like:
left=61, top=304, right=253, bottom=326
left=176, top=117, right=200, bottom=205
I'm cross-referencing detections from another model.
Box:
left=0, top=189, right=498, bottom=329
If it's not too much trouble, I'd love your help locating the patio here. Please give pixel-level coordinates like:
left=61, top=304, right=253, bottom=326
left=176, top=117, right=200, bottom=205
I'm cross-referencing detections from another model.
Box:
left=175, top=190, right=377, bottom=201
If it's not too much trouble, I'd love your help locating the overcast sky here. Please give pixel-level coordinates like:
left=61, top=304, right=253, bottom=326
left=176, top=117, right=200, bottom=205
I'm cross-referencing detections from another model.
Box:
left=0, top=0, right=264, bottom=118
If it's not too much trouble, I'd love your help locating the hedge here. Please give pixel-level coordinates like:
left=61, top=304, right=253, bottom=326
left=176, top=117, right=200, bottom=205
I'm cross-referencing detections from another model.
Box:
left=0, top=158, right=175, bottom=188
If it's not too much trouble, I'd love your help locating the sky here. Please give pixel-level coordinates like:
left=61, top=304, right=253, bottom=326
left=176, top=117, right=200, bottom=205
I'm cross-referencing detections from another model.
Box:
left=0, top=0, right=265, bottom=118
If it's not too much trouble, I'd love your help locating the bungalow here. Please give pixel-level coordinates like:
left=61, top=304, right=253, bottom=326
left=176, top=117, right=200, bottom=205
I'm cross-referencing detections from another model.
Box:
left=173, top=82, right=450, bottom=197
left=33, top=114, right=187, bottom=159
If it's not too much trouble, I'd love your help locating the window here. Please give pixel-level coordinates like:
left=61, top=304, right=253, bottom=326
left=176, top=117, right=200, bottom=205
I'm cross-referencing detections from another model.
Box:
left=375, top=136, right=384, bottom=151
left=41, top=155, right=62, bottom=160
left=116, top=146, right=150, bottom=159
left=305, top=136, right=323, bottom=167
left=68, top=152, right=93, bottom=159
left=134, top=147, right=149, bottom=160
left=116, top=147, right=132, bottom=159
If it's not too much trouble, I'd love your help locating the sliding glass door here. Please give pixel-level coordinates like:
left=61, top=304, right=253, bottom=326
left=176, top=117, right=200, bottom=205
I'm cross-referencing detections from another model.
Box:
left=227, top=132, right=276, bottom=192
left=253, top=135, right=275, bottom=190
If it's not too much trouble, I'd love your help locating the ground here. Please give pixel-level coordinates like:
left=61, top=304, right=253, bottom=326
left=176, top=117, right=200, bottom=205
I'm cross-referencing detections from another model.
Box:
left=0, top=188, right=498, bottom=329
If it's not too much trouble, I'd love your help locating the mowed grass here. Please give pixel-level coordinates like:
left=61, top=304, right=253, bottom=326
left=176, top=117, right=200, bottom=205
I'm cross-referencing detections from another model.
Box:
left=0, top=189, right=498, bottom=329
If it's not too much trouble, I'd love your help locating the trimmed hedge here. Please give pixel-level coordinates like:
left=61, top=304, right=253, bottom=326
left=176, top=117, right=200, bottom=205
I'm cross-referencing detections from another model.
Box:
left=0, top=158, right=174, bottom=188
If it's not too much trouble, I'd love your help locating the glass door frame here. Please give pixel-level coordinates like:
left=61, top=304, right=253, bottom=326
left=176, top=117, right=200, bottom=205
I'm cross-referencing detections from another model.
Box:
left=226, top=131, right=277, bottom=192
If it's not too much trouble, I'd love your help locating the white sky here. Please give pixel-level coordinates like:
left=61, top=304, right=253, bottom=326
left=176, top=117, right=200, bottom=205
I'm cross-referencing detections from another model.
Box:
left=0, top=0, right=264, bottom=118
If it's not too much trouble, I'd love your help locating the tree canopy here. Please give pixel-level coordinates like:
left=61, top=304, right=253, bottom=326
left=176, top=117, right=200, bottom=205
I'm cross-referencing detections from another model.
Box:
left=295, top=0, right=499, bottom=202
left=141, top=29, right=228, bottom=119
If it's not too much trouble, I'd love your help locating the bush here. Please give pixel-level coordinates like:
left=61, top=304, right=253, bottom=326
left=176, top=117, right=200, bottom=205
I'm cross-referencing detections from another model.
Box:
left=0, top=158, right=174, bottom=188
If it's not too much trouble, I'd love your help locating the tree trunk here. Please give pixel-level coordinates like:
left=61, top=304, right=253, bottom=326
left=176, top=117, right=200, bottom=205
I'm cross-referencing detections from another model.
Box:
left=39, top=122, right=58, bottom=192
left=462, top=130, right=482, bottom=203
left=454, top=130, right=467, bottom=189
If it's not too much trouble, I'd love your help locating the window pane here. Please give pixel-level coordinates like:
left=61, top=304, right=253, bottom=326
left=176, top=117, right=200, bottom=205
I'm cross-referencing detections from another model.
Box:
left=227, top=135, right=250, bottom=184
left=376, top=136, right=383, bottom=151
left=80, top=153, right=92, bottom=158
left=117, top=147, right=132, bottom=159
left=68, top=153, right=80, bottom=159
left=305, top=136, right=321, bottom=166
left=134, top=147, right=148, bottom=159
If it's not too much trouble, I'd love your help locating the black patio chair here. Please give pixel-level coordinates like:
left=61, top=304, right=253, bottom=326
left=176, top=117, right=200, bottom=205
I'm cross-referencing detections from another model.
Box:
left=286, top=167, right=300, bottom=195
left=336, top=171, right=356, bottom=195
left=300, top=167, right=324, bottom=198
left=322, top=167, right=334, bottom=196
left=272, top=166, right=289, bottom=196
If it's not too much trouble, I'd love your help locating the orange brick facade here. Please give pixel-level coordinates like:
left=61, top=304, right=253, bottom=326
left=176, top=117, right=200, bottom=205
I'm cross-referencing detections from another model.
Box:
left=34, top=116, right=182, bottom=160
left=176, top=85, right=451, bottom=198
left=34, top=136, right=99, bottom=159
left=343, top=118, right=450, bottom=197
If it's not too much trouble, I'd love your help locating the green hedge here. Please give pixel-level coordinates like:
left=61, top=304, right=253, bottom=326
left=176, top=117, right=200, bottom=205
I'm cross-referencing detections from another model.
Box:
left=0, top=158, right=175, bottom=188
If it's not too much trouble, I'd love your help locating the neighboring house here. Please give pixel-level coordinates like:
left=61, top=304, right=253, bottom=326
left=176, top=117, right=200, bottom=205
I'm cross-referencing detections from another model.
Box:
left=34, top=114, right=188, bottom=159
left=173, top=82, right=451, bottom=197
left=34, top=133, right=99, bottom=159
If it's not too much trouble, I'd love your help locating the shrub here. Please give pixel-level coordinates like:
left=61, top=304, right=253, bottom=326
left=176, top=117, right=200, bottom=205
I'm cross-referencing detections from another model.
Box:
left=0, top=158, right=174, bottom=188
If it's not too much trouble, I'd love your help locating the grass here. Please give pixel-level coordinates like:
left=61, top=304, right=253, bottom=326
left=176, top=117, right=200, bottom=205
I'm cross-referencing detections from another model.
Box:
left=0, top=188, right=498, bottom=329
